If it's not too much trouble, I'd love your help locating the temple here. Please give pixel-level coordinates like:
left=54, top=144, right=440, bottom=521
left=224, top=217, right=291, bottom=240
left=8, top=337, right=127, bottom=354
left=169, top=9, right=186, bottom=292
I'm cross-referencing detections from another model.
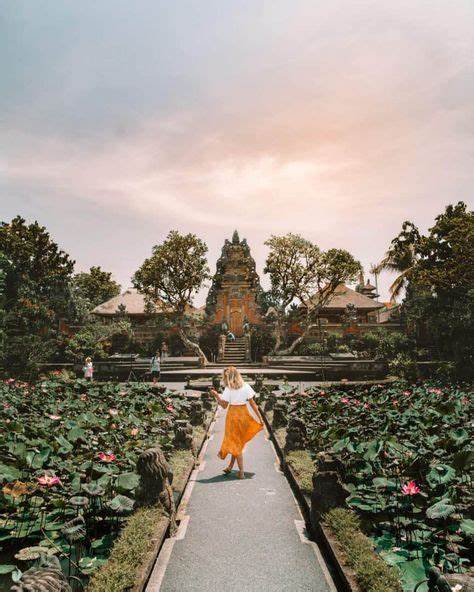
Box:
left=206, top=230, right=263, bottom=336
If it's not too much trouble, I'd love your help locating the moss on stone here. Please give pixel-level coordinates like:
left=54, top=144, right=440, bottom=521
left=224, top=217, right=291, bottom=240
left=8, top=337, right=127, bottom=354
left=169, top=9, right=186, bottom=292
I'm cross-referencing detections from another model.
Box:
left=286, top=449, right=314, bottom=496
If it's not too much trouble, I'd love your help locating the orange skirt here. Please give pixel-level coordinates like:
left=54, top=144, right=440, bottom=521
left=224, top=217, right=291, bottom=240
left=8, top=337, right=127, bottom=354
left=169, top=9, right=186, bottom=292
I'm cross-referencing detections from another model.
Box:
left=218, top=404, right=263, bottom=459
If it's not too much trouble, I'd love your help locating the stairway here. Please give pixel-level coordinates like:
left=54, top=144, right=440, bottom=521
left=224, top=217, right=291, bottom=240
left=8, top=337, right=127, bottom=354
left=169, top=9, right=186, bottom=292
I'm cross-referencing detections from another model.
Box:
left=218, top=336, right=248, bottom=365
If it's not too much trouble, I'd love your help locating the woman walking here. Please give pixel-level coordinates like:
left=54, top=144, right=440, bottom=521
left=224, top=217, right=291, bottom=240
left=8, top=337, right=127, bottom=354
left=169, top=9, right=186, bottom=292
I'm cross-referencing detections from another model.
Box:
left=210, top=366, right=263, bottom=479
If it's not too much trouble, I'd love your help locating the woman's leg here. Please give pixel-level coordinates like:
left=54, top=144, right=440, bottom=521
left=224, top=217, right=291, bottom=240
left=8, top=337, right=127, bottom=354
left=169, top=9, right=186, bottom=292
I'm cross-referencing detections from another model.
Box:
left=236, top=454, right=244, bottom=478
left=224, top=455, right=236, bottom=473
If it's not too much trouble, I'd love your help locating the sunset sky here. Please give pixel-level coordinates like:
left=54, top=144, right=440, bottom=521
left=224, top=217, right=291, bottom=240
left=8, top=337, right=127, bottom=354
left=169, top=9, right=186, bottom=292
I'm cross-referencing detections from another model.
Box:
left=1, top=1, right=473, bottom=304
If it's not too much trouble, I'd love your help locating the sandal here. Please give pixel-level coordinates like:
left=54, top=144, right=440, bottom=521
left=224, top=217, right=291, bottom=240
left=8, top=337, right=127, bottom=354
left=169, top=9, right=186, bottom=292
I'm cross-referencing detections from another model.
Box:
left=223, top=467, right=233, bottom=474
left=237, top=471, right=245, bottom=479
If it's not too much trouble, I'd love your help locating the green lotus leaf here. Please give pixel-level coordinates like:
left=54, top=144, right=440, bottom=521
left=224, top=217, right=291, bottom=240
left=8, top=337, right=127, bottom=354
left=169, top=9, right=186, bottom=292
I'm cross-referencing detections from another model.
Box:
left=459, top=518, right=474, bottom=536
left=61, top=516, right=86, bottom=543
left=426, top=464, right=456, bottom=487
left=70, top=495, right=89, bottom=508
left=116, top=472, right=140, bottom=491
left=426, top=499, right=456, bottom=520
left=107, top=494, right=134, bottom=514
left=82, top=482, right=105, bottom=497
left=0, top=564, right=16, bottom=574
left=0, top=463, right=21, bottom=482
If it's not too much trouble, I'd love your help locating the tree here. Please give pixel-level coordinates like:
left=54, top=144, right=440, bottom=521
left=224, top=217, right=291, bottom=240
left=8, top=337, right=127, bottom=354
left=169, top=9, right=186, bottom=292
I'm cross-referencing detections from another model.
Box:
left=0, top=217, right=75, bottom=375
left=380, top=202, right=474, bottom=376
left=133, top=230, right=210, bottom=363
left=68, top=266, right=121, bottom=324
left=375, top=221, right=421, bottom=301
left=72, top=266, right=121, bottom=308
left=264, top=233, right=361, bottom=354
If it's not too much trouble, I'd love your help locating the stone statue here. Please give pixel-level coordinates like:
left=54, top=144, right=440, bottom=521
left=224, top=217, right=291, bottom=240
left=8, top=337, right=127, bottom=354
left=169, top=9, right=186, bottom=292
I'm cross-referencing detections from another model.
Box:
left=272, top=400, right=288, bottom=429
left=284, top=415, right=307, bottom=452
left=189, top=400, right=205, bottom=426
left=10, top=558, right=71, bottom=592
left=310, top=452, right=350, bottom=524
left=135, top=446, right=174, bottom=515
left=173, top=420, right=194, bottom=450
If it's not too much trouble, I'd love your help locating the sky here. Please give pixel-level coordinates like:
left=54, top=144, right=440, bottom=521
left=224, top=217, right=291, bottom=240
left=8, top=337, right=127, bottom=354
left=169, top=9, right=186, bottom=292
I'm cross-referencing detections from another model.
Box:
left=1, top=0, right=473, bottom=305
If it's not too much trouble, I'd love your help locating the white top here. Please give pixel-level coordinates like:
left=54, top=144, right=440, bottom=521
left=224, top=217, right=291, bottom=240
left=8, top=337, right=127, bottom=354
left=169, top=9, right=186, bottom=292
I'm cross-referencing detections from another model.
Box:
left=221, top=383, right=256, bottom=406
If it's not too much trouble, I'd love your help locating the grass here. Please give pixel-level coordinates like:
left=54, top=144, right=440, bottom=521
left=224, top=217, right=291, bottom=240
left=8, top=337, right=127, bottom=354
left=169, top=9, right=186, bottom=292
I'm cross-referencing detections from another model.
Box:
left=87, top=506, right=167, bottom=592
left=324, top=508, right=403, bottom=592
left=285, top=449, right=314, bottom=496
left=169, top=449, right=195, bottom=496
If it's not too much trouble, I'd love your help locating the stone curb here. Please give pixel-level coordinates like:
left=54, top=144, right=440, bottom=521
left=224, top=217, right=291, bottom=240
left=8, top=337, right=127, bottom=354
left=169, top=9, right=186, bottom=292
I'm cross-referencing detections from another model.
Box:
left=259, top=405, right=357, bottom=592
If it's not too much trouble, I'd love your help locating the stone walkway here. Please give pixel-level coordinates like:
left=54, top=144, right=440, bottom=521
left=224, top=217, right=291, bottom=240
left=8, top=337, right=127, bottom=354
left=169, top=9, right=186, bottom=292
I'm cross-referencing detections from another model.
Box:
left=146, top=408, right=335, bottom=592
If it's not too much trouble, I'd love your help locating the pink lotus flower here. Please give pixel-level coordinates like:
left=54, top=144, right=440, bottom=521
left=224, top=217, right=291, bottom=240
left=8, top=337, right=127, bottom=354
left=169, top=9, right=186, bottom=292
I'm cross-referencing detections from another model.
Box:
left=48, top=414, right=61, bottom=420
left=363, top=403, right=370, bottom=409
left=401, top=481, right=420, bottom=495
left=80, top=394, right=88, bottom=401
left=392, top=400, right=399, bottom=407
left=341, top=397, right=350, bottom=404
left=130, top=428, right=139, bottom=436
left=403, top=390, right=411, bottom=396
left=37, top=474, right=62, bottom=488
left=3, top=403, right=11, bottom=409
left=6, top=378, right=15, bottom=384
left=98, top=452, right=116, bottom=463
left=166, top=405, right=174, bottom=412
left=108, top=408, right=119, bottom=417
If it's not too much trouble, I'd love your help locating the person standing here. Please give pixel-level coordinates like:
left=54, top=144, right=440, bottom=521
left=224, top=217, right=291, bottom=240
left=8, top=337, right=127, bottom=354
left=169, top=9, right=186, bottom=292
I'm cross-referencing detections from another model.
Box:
left=210, top=366, right=263, bottom=479
left=161, top=341, right=169, bottom=359
left=83, top=357, right=94, bottom=381
left=150, top=351, right=161, bottom=383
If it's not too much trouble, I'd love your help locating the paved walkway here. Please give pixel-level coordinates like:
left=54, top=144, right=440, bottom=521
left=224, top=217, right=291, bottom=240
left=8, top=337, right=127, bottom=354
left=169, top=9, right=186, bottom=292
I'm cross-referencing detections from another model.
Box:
left=146, top=408, right=335, bottom=592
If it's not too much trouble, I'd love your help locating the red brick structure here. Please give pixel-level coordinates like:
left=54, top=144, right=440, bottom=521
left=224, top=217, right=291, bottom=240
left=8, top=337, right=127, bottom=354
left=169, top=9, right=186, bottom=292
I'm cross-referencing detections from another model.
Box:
left=206, top=231, right=264, bottom=336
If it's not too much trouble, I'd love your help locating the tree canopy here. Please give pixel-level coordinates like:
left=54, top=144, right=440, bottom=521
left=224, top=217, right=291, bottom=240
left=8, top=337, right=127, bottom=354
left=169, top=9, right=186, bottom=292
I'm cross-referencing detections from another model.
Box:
left=264, top=233, right=361, bottom=353
left=133, top=230, right=210, bottom=362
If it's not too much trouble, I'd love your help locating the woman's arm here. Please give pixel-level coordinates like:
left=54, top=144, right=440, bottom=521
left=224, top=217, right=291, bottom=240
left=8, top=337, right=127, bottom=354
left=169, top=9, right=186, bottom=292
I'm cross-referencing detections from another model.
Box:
left=248, top=397, right=263, bottom=424
left=210, top=388, right=229, bottom=409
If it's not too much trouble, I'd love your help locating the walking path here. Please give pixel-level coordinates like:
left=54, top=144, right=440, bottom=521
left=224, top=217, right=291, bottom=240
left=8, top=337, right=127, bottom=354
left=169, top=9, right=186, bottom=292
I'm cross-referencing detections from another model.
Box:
left=146, top=408, right=335, bottom=592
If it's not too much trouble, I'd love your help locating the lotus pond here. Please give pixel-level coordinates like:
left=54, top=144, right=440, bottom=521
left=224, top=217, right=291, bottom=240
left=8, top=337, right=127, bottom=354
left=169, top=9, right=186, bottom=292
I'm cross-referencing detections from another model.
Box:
left=0, top=377, right=199, bottom=590
left=276, top=381, right=473, bottom=591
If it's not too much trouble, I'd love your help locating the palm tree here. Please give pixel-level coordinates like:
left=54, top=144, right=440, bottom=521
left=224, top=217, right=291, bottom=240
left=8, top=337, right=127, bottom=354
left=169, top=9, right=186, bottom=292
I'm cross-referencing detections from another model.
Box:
left=375, top=221, right=420, bottom=302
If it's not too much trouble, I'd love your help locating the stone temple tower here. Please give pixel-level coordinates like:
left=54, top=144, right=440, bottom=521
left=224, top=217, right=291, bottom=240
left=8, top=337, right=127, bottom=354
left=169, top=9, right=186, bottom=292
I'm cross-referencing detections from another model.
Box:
left=206, top=231, right=263, bottom=336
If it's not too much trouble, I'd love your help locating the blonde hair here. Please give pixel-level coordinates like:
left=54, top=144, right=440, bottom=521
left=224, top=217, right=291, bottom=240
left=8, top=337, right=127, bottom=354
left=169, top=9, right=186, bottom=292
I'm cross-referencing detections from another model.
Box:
left=222, top=366, right=244, bottom=390
left=85, top=357, right=92, bottom=363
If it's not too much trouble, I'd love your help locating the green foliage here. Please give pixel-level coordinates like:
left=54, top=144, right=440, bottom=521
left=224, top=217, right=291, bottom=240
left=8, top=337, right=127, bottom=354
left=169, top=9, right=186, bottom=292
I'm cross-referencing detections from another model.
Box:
left=382, top=202, right=474, bottom=376
left=69, top=266, right=121, bottom=323
left=0, top=217, right=75, bottom=376
left=250, top=323, right=276, bottom=361
left=198, top=323, right=222, bottom=361
left=289, top=381, right=473, bottom=586
left=133, top=230, right=209, bottom=315
left=63, top=320, right=132, bottom=361
left=325, top=508, right=402, bottom=592
left=133, top=230, right=210, bottom=360
left=263, top=233, right=361, bottom=353
left=0, top=378, right=205, bottom=588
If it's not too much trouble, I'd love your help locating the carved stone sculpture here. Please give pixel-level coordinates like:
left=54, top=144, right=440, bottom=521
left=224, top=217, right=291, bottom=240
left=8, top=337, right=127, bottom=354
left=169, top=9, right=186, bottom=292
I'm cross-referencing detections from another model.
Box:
left=316, top=452, right=346, bottom=479
left=10, top=564, right=71, bottom=592
left=284, top=415, right=307, bottom=451
left=201, top=390, right=213, bottom=411
left=310, top=470, right=350, bottom=526
left=173, top=420, right=194, bottom=451
left=272, top=400, right=288, bottom=429
left=135, top=446, right=174, bottom=515
left=189, top=400, right=205, bottom=426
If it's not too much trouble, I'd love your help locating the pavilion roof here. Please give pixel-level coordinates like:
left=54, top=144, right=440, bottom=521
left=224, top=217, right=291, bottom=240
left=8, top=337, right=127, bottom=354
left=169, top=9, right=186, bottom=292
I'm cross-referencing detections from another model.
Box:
left=306, top=284, right=384, bottom=311
left=92, top=289, right=170, bottom=316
